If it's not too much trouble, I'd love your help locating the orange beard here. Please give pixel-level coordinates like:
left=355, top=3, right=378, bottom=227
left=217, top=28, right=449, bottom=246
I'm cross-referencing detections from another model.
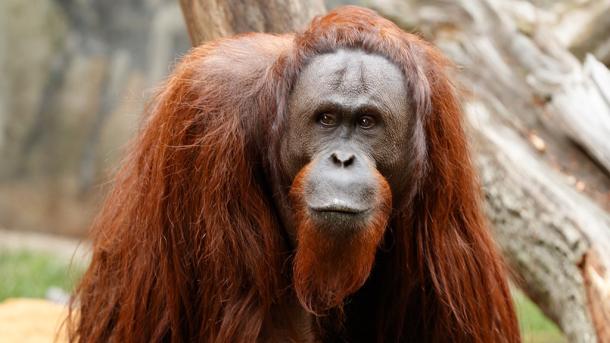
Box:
left=289, top=164, right=392, bottom=314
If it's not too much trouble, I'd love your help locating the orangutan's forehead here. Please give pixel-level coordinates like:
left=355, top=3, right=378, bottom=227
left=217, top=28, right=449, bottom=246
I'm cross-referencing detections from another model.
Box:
left=302, top=50, right=403, bottom=90
left=291, top=49, right=407, bottom=117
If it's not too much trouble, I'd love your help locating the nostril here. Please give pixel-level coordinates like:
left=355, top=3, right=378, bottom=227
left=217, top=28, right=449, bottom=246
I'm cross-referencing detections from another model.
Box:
left=331, top=153, right=342, bottom=166
left=330, top=152, right=356, bottom=168
left=343, top=155, right=355, bottom=167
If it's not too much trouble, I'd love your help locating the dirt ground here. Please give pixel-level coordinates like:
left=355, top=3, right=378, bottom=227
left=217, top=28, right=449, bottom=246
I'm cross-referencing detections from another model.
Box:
left=0, top=298, right=68, bottom=342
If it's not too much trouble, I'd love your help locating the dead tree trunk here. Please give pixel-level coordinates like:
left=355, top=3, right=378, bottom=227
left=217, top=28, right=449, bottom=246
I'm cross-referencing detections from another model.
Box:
left=372, top=0, right=610, bottom=341
left=178, top=0, right=325, bottom=45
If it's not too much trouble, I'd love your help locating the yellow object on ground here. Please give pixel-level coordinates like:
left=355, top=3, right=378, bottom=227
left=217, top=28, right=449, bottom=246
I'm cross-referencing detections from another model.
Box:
left=0, top=298, right=68, bottom=343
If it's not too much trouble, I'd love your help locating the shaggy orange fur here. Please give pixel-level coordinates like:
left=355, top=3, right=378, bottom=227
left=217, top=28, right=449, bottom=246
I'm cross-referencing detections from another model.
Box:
left=69, top=6, right=520, bottom=342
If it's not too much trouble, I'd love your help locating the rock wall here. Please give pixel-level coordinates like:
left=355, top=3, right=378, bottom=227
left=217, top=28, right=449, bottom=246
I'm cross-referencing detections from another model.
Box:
left=0, top=0, right=189, bottom=235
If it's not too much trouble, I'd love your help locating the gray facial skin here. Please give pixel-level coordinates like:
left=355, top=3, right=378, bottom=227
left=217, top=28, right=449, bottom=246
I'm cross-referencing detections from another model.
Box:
left=278, top=49, right=411, bottom=238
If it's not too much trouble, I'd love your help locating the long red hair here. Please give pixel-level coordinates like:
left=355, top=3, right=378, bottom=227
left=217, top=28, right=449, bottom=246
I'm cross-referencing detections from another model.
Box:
left=69, top=6, right=520, bottom=342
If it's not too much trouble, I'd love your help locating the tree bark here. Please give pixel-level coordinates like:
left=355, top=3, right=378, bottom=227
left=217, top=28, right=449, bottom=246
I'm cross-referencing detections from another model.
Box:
left=178, top=0, right=325, bottom=45
left=371, top=0, right=610, bottom=341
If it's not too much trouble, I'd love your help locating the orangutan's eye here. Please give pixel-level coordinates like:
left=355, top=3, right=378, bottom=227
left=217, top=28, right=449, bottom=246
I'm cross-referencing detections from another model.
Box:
left=358, top=115, right=376, bottom=129
left=317, top=113, right=338, bottom=127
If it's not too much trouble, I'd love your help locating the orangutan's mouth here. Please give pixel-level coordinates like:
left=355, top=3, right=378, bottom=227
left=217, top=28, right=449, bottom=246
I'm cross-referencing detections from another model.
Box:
left=308, top=200, right=370, bottom=215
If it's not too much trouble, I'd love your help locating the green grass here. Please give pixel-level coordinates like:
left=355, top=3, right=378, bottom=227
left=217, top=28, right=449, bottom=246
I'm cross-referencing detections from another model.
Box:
left=0, top=250, right=566, bottom=342
left=0, top=250, right=84, bottom=301
left=514, top=289, right=566, bottom=343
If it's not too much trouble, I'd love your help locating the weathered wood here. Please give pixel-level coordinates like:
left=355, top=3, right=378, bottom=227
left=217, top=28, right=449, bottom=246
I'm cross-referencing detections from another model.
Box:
left=549, top=0, right=610, bottom=66
left=371, top=0, right=610, bottom=341
left=178, top=0, right=325, bottom=45
left=549, top=55, right=610, bottom=175
left=469, top=100, right=606, bottom=342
